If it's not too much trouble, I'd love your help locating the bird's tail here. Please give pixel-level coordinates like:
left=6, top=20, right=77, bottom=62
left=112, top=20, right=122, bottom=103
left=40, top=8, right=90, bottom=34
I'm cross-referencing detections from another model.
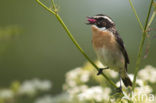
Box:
left=121, top=72, right=132, bottom=87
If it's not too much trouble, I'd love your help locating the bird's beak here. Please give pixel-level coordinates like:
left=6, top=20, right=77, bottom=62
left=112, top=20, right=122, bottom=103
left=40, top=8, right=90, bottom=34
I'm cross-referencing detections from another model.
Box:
left=86, top=16, right=96, bottom=25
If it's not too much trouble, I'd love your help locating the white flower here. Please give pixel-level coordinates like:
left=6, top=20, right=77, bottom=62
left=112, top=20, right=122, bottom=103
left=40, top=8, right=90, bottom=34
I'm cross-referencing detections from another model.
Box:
left=66, top=67, right=81, bottom=80
left=65, top=67, right=90, bottom=88
left=35, top=93, right=70, bottom=103
left=134, top=85, right=153, bottom=94
left=32, top=79, right=52, bottom=91
left=65, top=67, right=81, bottom=88
left=130, top=85, right=153, bottom=102
left=0, top=89, right=14, bottom=99
left=103, top=87, right=112, bottom=100
left=121, top=85, right=154, bottom=103
left=138, top=65, right=156, bottom=83
left=35, top=95, right=53, bottom=103
left=67, top=85, right=88, bottom=99
left=78, top=86, right=111, bottom=102
left=66, top=80, right=77, bottom=88
left=80, top=71, right=90, bottom=82
left=18, top=80, right=36, bottom=95
left=18, top=79, right=52, bottom=96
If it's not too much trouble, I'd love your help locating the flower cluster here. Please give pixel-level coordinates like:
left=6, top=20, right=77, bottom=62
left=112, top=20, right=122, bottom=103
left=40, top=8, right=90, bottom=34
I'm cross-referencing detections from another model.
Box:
left=35, top=93, right=70, bottom=103
left=61, top=61, right=156, bottom=103
left=138, top=65, right=156, bottom=83
left=78, top=86, right=111, bottom=102
left=19, top=79, right=52, bottom=96
left=36, top=61, right=118, bottom=103
left=118, top=74, right=155, bottom=103
left=1, top=61, right=156, bottom=103
left=62, top=61, right=119, bottom=103
left=0, top=78, right=52, bottom=103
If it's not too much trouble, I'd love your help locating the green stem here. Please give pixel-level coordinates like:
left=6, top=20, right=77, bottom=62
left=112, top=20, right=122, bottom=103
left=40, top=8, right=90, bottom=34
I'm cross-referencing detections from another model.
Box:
left=147, top=11, right=156, bottom=28
left=36, top=0, right=118, bottom=88
left=36, top=0, right=56, bottom=15
left=132, top=0, right=154, bottom=91
left=128, top=0, right=144, bottom=31
left=51, top=0, right=56, bottom=10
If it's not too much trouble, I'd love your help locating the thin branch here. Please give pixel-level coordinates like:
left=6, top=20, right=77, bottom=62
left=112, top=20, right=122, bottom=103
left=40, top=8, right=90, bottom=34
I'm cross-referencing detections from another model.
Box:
left=36, top=0, right=56, bottom=15
left=36, top=0, right=118, bottom=88
left=51, top=0, right=56, bottom=11
left=132, top=0, right=154, bottom=91
left=128, top=0, right=144, bottom=31
left=147, top=11, right=156, bottom=28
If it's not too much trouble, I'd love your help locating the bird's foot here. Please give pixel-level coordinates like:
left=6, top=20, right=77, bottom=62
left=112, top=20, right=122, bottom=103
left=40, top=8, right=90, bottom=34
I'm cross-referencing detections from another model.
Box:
left=97, top=67, right=109, bottom=75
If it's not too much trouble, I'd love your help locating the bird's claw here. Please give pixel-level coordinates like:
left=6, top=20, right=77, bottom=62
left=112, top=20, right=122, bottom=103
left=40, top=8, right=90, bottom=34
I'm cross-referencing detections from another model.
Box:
left=97, top=67, right=109, bottom=75
left=97, top=68, right=103, bottom=75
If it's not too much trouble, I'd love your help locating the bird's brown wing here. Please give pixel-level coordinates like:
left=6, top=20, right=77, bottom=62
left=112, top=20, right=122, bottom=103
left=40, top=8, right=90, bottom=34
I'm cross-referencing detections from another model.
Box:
left=115, top=32, right=129, bottom=71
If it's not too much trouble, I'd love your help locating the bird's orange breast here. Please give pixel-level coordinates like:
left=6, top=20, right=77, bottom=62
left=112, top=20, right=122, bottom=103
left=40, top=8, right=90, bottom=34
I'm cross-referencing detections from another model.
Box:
left=92, top=25, right=118, bottom=51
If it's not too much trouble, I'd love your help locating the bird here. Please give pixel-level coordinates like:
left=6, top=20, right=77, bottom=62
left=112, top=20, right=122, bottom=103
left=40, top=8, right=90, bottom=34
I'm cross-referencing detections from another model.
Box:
left=86, top=14, right=132, bottom=89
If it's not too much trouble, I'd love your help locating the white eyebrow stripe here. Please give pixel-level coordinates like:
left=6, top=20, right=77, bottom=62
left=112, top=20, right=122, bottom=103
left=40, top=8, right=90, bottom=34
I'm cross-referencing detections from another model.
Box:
left=103, top=16, right=113, bottom=23
left=94, top=16, right=114, bottom=23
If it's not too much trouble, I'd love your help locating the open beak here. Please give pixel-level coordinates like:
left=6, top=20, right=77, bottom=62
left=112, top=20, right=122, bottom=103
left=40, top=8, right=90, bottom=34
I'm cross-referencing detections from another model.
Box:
left=86, top=16, right=96, bottom=25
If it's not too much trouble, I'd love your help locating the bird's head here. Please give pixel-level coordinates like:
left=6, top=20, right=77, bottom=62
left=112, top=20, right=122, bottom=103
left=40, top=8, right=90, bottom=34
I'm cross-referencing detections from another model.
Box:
left=87, top=14, right=115, bottom=29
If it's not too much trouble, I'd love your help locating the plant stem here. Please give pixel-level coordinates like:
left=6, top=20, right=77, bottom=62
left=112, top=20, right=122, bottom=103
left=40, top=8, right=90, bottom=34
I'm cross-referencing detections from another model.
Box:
left=147, top=11, right=156, bottom=28
left=51, top=0, right=56, bottom=10
left=36, top=0, right=56, bottom=15
left=36, top=0, right=118, bottom=88
left=132, top=0, right=154, bottom=91
left=128, top=0, right=144, bottom=31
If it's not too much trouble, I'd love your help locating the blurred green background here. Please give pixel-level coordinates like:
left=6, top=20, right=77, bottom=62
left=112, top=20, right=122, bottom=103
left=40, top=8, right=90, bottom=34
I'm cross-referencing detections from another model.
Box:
left=0, top=0, right=155, bottom=95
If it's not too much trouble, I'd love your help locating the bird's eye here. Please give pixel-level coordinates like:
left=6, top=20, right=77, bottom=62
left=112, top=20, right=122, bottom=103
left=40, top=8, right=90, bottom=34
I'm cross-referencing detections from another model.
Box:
left=102, top=22, right=106, bottom=26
